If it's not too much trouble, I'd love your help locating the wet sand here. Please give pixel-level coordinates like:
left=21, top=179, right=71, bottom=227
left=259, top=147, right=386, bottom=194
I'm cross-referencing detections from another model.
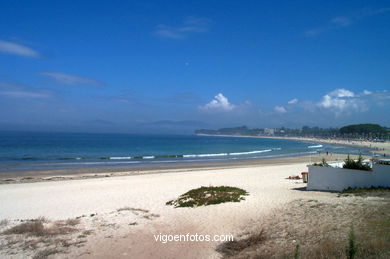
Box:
left=0, top=153, right=365, bottom=184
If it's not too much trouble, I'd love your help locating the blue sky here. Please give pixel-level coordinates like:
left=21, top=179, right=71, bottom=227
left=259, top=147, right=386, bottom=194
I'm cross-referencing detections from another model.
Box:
left=0, top=0, right=389, bottom=133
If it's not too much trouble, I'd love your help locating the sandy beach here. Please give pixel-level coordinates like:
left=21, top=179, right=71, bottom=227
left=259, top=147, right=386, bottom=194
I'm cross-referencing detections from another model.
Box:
left=0, top=150, right=387, bottom=258
left=0, top=157, right=346, bottom=258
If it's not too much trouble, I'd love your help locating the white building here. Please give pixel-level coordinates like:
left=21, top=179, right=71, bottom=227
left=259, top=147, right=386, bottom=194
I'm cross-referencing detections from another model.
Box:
left=264, top=128, right=275, bottom=135
left=307, top=160, right=390, bottom=192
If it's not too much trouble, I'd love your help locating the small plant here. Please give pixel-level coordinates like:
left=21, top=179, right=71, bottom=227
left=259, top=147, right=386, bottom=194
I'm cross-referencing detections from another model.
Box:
left=294, top=244, right=301, bottom=259
left=374, top=159, right=390, bottom=165
left=313, top=158, right=330, bottom=167
left=216, top=229, right=266, bottom=256
left=343, top=155, right=372, bottom=171
left=342, top=186, right=390, bottom=194
left=166, top=186, right=248, bottom=208
left=2, top=217, right=78, bottom=237
left=346, top=224, right=357, bottom=259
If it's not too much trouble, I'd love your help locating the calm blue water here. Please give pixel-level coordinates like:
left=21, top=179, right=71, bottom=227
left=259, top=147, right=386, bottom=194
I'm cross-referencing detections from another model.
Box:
left=0, top=131, right=371, bottom=171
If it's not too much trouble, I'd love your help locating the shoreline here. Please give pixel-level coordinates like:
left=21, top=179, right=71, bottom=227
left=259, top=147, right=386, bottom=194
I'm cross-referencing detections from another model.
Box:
left=196, top=134, right=390, bottom=154
left=0, top=153, right=366, bottom=184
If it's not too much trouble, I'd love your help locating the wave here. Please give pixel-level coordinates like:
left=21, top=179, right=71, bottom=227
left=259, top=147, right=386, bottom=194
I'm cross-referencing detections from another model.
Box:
left=108, top=156, right=132, bottom=160
left=229, top=149, right=272, bottom=156
left=17, top=148, right=281, bottom=162
left=103, top=149, right=276, bottom=160
left=183, top=153, right=229, bottom=158
left=308, top=144, right=323, bottom=148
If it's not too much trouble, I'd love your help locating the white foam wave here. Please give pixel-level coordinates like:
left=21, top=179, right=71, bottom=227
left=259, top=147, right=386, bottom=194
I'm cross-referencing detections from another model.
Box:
left=109, top=156, right=132, bottom=160
left=183, top=153, right=229, bottom=158
left=308, top=145, right=323, bottom=148
left=229, top=149, right=272, bottom=155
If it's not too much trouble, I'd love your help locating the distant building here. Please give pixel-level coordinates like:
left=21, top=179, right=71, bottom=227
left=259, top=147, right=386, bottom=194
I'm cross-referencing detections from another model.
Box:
left=264, top=128, right=275, bottom=135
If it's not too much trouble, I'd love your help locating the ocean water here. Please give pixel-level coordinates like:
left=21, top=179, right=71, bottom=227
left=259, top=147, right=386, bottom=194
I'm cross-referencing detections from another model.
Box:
left=0, top=131, right=371, bottom=171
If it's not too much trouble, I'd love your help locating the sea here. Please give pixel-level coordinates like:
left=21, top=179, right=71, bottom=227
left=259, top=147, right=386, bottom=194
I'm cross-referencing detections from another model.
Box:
left=0, top=131, right=372, bottom=172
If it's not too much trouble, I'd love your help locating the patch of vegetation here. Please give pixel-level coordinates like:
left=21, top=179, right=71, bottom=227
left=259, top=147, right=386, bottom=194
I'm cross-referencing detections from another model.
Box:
left=343, top=187, right=390, bottom=194
left=312, top=158, right=330, bottom=167
left=217, top=193, right=390, bottom=259
left=347, top=224, right=357, bottom=259
left=343, top=155, right=372, bottom=171
left=0, top=219, right=9, bottom=227
left=374, top=159, right=390, bottom=165
left=117, top=207, right=149, bottom=213
left=166, top=186, right=249, bottom=208
left=32, top=248, right=61, bottom=259
left=294, top=244, right=301, bottom=259
left=2, top=217, right=79, bottom=237
left=216, top=230, right=266, bottom=257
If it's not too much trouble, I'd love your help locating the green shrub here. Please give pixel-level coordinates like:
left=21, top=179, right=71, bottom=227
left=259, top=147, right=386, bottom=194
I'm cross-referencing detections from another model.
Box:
left=294, top=244, right=301, bottom=259
left=375, top=160, right=390, bottom=165
left=313, top=158, right=330, bottom=167
left=346, top=224, right=357, bottom=259
left=166, top=186, right=248, bottom=208
left=343, top=155, right=372, bottom=171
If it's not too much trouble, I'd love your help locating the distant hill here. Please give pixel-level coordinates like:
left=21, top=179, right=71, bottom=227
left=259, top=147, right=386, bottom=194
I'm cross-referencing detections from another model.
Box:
left=195, top=126, right=263, bottom=136
left=339, top=124, right=388, bottom=137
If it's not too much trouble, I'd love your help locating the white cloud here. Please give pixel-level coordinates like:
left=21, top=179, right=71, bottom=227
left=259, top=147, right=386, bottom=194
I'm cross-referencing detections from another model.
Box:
left=200, top=93, right=235, bottom=111
left=288, top=98, right=298, bottom=104
left=155, top=17, right=211, bottom=39
left=0, top=40, right=40, bottom=58
left=0, top=82, right=54, bottom=99
left=330, top=88, right=355, bottom=98
left=274, top=106, right=287, bottom=113
left=316, top=88, right=390, bottom=117
left=318, top=88, right=360, bottom=113
left=40, top=72, right=104, bottom=87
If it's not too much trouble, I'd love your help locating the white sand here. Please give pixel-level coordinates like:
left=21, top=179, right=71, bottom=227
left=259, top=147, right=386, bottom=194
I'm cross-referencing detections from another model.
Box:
left=0, top=163, right=338, bottom=258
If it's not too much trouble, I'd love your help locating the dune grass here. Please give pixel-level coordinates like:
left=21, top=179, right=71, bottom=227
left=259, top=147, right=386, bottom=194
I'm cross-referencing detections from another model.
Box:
left=166, top=186, right=249, bottom=208
left=343, top=187, right=390, bottom=194
left=217, top=191, right=390, bottom=258
left=2, top=217, right=79, bottom=237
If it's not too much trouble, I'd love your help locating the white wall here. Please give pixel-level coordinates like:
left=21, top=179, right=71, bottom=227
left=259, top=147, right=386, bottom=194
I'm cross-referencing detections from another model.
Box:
left=307, top=164, right=390, bottom=192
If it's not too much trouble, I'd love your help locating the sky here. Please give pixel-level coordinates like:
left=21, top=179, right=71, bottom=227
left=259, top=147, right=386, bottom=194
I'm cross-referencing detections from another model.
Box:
left=0, top=0, right=389, bottom=134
